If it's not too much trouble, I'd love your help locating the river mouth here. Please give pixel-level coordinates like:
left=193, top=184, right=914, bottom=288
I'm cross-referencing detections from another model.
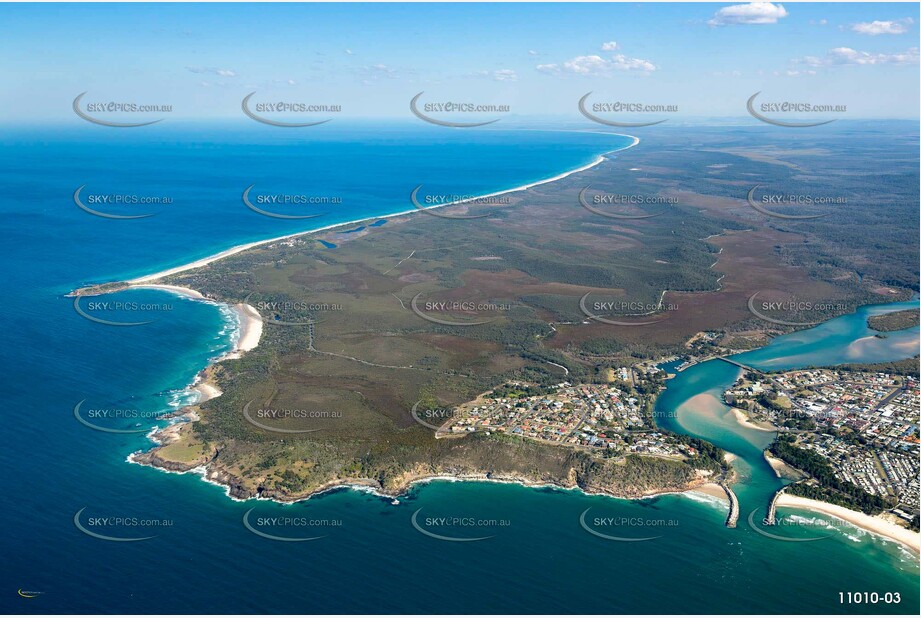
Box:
left=656, top=298, right=919, bottom=544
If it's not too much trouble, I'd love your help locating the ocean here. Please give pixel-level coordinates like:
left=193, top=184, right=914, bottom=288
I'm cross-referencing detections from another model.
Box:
left=1, top=124, right=918, bottom=614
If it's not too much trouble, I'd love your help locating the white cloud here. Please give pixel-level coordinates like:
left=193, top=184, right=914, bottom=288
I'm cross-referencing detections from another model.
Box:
left=537, top=53, right=656, bottom=75
left=528, top=50, right=539, bottom=55
left=708, top=2, right=789, bottom=26
left=601, top=41, right=619, bottom=51
left=851, top=18, right=913, bottom=35
left=345, top=49, right=354, bottom=55
left=800, top=46, right=920, bottom=67
left=610, top=54, right=656, bottom=71
left=360, top=64, right=398, bottom=80
left=186, top=66, right=237, bottom=77
left=563, top=55, right=609, bottom=74
left=471, top=69, right=518, bottom=81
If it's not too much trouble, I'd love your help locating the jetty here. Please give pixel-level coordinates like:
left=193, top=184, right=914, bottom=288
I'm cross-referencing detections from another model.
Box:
left=766, top=488, right=784, bottom=526
left=721, top=482, right=739, bottom=528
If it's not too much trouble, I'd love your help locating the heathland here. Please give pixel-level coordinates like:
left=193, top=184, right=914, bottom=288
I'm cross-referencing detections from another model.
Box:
left=73, top=126, right=920, bottom=503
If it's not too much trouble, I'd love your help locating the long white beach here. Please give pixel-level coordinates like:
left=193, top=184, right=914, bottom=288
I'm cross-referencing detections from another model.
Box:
left=777, top=493, right=920, bottom=554
left=127, top=134, right=639, bottom=285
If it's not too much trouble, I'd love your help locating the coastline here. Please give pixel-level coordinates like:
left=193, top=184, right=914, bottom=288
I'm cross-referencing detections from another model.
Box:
left=116, top=134, right=917, bottom=556
left=125, top=286, right=263, bottom=471
left=131, top=452, right=724, bottom=509
left=688, top=481, right=731, bottom=503
left=132, top=283, right=205, bottom=299
left=763, top=450, right=807, bottom=481
left=124, top=134, right=659, bottom=503
left=224, top=303, right=263, bottom=359
left=123, top=135, right=639, bottom=286
left=776, top=493, right=920, bottom=554
left=130, top=376, right=731, bottom=509
left=131, top=284, right=264, bottom=361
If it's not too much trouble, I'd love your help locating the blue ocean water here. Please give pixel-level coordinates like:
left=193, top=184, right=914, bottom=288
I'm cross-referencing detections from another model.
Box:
left=1, top=125, right=918, bottom=614
left=653, top=298, right=920, bottom=615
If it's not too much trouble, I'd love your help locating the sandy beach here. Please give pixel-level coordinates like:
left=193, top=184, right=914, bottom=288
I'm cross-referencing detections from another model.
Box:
left=132, top=284, right=264, bottom=359
left=190, top=366, right=223, bottom=403
left=731, top=407, right=778, bottom=432
left=690, top=481, right=731, bottom=502
left=132, top=283, right=206, bottom=299
left=776, top=493, right=920, bottom=554
left=127, top=302, right=262, bottom=469
left=224, top=303, right=263, bottom=359
left=122, top=132, right=746, bottom=509
left=763, top=451, right=807, bottom=481
left=195, top=382, right=222, bottom=401
left=126, top=135, right=639, bottom=285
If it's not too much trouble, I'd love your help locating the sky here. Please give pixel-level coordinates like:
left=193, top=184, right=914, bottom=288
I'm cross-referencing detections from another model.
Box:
left=0, top=2, right=919, bottom=123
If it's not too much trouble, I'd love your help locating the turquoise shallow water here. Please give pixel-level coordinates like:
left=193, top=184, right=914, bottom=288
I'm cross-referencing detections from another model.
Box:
left=1, top=126, right=918, bottom=614
left=653, top=298, right=920, bottom=614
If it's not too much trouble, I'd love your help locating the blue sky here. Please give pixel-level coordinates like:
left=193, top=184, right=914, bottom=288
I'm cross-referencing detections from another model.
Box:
left=1, top=2, right=918, bottom=122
